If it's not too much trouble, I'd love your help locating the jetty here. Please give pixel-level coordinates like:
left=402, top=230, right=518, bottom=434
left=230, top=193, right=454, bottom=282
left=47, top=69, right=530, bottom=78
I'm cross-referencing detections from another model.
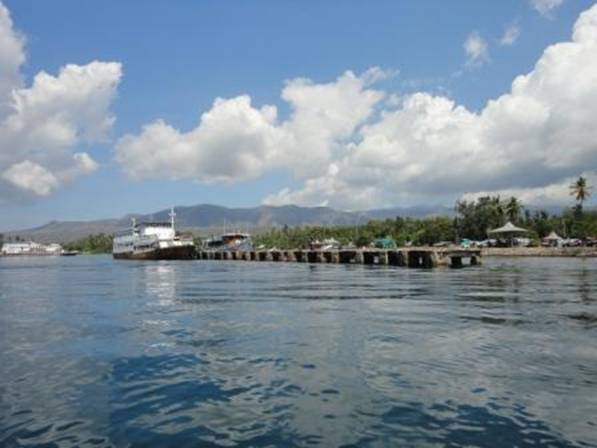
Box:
left=196, top=247, right=481, bottom=268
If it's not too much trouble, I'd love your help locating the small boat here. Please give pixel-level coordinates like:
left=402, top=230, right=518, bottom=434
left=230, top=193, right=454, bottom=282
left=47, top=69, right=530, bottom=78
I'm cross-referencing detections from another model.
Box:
left=112, top=208, right=195, bottom=260
left=60, top=250, right=79, bottom=256
left=204, top=232, right=253, bottom=252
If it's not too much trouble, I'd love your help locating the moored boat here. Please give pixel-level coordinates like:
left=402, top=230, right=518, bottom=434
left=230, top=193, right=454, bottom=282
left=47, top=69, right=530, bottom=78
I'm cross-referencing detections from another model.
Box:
left=112, top=208, right=195, bottom=260
left=203, top=232, right=253, bottom=252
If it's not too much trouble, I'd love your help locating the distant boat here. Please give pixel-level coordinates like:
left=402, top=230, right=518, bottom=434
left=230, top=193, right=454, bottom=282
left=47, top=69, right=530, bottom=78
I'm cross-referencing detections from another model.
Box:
left=60, top=250, right=79, bottom=256
left=112, top=208, right=195, bottom=260
left=204, top=232, right=253, bottom=252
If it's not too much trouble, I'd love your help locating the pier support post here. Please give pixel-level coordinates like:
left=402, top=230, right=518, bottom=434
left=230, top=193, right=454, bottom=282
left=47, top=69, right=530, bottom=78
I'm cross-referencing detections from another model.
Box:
left=388, top=251, right=405, bottom=266
left=355, top=251, right=364, bottom=264
left=451, top=256, right=463, bottom=268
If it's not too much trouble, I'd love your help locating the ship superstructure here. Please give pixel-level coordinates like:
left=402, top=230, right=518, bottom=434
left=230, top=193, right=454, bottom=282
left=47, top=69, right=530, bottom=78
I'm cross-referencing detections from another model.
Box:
left=113, top=208, right=195, bottom=260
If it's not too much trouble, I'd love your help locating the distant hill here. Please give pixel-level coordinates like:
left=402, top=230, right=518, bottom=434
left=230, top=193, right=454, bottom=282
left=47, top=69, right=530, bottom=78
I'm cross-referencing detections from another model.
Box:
left=4, top=203, right=455, bottom=243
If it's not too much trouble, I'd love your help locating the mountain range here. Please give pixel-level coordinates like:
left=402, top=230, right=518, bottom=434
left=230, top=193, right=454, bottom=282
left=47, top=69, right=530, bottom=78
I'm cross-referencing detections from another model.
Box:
left=3, top=203, right=454, bottom=243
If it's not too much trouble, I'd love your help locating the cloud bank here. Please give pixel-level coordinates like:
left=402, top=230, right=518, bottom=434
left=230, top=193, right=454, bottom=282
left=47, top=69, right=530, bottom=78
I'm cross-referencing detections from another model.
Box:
left=0, top=2, right=122, bottom=201
left=116, top=68, right=386, bottom=182
left=117, top=4, right=597, bottom=209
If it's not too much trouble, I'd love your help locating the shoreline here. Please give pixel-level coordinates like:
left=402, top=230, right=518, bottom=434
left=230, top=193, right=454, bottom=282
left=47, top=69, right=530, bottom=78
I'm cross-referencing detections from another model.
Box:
left=482, top=247, right=597, bottom=257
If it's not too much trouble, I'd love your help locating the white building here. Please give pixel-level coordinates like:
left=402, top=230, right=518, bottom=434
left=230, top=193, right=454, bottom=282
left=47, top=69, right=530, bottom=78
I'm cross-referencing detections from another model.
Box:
left=1, top=241, right=63, bottom=256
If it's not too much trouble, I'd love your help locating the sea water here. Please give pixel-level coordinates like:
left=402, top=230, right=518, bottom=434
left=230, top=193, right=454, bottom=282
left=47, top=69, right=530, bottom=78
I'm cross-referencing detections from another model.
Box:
left=0, top=256, right=596, bottom=447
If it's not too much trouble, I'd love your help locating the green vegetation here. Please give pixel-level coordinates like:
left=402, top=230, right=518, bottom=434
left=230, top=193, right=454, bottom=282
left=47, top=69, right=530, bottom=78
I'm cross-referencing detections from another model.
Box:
left=570, top=175, right=592, bottom=217
left=255, top=216, right=457, bottom=249
left=63, top=233, right=113, bottom=254
left=255, top=179, right=596, bottom=249
left=49, top=177, right=595, bottom=251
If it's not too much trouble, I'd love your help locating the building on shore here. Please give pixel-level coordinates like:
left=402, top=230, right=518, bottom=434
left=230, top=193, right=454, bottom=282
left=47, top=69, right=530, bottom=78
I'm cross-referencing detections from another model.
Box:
left=1, top=242, right=63, bottom=256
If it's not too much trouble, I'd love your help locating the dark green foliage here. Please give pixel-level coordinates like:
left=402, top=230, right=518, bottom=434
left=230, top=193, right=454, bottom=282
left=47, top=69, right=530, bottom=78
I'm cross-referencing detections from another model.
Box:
left=254, top=216, right=457, bottom=249
left=455, top=196, right=511, bottom=240
left=253, top=193, right=597, bottom=249
left=63, top=234, right=113, bottom=254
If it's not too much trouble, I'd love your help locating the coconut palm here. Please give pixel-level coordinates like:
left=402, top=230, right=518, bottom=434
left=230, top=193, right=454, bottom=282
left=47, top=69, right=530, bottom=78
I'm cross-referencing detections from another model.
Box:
left=570, top=176, right=591, bottom=204
left=570, top=176, right=592, bottom=217
left=505, top=196, right=522, bottom=223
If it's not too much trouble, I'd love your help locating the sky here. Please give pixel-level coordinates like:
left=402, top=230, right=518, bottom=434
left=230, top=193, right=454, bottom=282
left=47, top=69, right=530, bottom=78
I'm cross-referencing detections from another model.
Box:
left=1, top=0, right=596, bottom=230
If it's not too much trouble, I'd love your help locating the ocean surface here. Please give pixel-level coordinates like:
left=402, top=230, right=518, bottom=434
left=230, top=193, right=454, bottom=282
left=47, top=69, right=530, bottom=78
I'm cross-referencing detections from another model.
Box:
left=0, top=255, right=596, bottom=447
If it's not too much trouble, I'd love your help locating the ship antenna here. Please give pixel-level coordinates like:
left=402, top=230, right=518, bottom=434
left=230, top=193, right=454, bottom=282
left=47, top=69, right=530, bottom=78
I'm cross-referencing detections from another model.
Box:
left=169, top=206, right=176, bottom=229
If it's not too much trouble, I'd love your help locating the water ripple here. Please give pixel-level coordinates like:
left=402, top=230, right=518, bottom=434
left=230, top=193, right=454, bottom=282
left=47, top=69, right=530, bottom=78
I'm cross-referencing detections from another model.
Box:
left=0, top=256, right=596, bottom=447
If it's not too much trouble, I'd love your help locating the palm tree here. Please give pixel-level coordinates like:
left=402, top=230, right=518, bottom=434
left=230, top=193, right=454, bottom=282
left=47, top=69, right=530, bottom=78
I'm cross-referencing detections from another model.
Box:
left=505, top=196, right=522, bottom=223
left=570, top=176, right=592, bottom=215
left=490, top=196, right=505, bottom=226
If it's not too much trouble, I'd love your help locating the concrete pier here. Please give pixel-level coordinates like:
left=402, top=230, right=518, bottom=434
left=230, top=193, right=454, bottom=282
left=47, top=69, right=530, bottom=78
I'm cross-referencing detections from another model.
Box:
left=196, top=248, right=482, bottom=269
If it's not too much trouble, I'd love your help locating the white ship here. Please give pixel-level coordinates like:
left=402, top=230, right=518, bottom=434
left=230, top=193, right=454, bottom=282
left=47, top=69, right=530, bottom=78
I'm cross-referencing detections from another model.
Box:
left=112, top=208, right=195, bottom=260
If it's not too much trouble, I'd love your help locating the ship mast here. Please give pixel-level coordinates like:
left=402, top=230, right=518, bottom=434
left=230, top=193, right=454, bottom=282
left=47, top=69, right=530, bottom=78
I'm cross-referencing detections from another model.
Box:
left=169, top=207, right=176, bottom=230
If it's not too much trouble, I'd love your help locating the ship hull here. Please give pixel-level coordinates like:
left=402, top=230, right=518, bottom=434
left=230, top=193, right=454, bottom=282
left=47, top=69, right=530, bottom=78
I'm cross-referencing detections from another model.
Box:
left=113, top=245, right=196, bottom=260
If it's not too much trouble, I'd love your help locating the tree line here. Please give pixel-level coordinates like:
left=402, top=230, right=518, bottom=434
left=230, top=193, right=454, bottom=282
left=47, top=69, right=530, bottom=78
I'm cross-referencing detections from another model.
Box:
left=63, top=234, right=113, bottom=254
left=2, top=177, right=592, bottom=253
left=255, top=177, right=594, bottom=249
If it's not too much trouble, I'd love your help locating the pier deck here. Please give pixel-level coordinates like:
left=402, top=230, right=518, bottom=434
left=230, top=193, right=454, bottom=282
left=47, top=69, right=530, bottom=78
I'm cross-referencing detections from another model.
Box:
left=196, top=247, right=481, bottom=268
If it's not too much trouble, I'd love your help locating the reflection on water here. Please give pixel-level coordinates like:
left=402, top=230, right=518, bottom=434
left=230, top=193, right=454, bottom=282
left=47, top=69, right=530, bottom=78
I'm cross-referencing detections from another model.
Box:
left=0, top=256, right=596, bottom=447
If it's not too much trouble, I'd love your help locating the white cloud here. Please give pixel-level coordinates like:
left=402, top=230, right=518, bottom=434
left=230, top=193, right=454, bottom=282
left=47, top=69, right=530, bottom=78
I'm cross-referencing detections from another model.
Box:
left=500, top=23, right=521, bottom=46
left=116, top=69, right=385, bottom=181
left=0, top=1, right=24, bottom=117
left=530, top=0, right=564, bottom=17
left=265, top=4, right=597, bottom=209
left=464, top=32, right=489, bottom=66
left=115, top=4, right=597, bottom=210
left=2, top=160, right=58, bottom=196
left=0, top=1, right=122, bottom=200
left=116, top=95, right=286, bottom=183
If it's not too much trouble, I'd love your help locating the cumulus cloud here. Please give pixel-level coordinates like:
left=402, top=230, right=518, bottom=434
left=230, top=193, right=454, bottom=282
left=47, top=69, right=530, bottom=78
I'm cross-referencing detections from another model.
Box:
left=464, top=32, right=490, bottom=66
left=500, top=23, right=521, bottom=46
left=116, top=4, right=597, bottom=210
left=0, top=1, right=122, bottom=201
left=0, top=1, right=24, bottom=117
left=265, top=4, right=597, bottom=208
left=117, top=95, right=286, bottom=183
left=2, top=160, right=58, bottom=196
left=116, top=69, right=385, bottom=181
left=530, top=0, right=564, bottom=17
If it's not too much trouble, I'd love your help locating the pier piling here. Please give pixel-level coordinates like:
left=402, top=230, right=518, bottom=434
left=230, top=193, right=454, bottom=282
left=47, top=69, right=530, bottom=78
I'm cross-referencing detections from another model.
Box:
left=197, top=247, right=481, bottom=269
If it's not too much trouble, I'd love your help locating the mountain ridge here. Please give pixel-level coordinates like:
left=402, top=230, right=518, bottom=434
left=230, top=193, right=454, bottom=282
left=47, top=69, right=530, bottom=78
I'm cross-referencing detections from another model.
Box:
left=3, top=203, right=454, bottom=243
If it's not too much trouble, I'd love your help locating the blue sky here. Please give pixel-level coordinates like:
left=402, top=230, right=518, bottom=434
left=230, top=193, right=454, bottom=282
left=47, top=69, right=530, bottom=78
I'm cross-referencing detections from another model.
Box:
left=1, top=0, right=596, bottom=230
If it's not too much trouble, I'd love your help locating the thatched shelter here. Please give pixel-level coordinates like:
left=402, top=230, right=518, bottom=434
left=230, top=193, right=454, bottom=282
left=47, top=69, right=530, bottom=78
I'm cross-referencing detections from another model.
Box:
left=488, top=221, right=529, bottom=247
left=543, top=231, right=564, bottom=247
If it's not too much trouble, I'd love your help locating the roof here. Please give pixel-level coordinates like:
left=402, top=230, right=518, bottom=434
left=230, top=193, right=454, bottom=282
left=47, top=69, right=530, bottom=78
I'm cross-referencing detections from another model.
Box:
left=488, top=221, right=529, bottom=234
left=544, top=231, right=563, bottom=241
